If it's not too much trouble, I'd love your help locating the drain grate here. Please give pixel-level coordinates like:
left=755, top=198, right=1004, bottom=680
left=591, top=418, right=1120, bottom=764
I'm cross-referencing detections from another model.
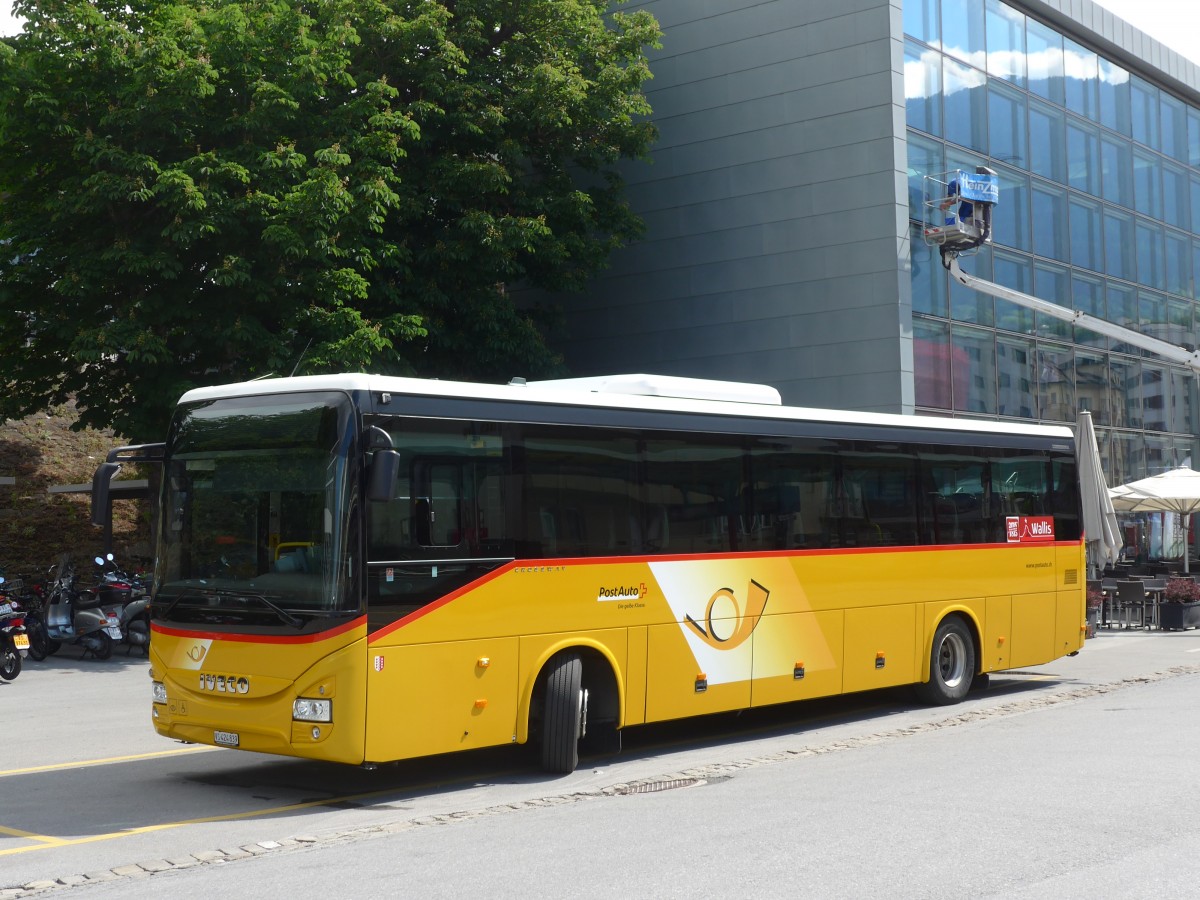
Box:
left=612, top=778, right=704, bottom=795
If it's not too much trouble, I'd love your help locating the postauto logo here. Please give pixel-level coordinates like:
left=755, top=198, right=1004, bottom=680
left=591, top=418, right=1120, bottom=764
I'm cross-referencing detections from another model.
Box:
left=596, top=583, right=647, bottom=602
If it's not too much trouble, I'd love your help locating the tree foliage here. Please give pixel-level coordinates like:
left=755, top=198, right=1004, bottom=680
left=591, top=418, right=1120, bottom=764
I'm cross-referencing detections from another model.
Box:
left=0, top=0, right=660, bottom=439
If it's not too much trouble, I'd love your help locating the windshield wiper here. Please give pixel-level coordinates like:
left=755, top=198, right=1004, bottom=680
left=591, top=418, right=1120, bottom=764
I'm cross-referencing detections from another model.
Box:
left=155, top=585, right=305, bottom=628
left=155, top=586, right=214, bottom=622
left=240, top=592, right=305, bottom=629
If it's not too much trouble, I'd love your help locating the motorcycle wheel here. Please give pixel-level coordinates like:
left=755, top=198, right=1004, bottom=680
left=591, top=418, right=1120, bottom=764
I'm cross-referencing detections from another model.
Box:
left=28, top=626, right=50, bottom=662
left=0, top=645, right=21, bottom=680
left=91, top=631, right=113, bottom=661
left=126, top=619, right=150, bottom=657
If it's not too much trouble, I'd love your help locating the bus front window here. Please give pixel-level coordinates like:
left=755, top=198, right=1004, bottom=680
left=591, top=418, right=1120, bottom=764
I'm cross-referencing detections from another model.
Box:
left=156, top=392, right=359, bottom=625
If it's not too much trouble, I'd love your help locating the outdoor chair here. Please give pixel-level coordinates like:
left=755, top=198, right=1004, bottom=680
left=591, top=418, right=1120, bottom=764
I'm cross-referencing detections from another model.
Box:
left=1142, top=577, right=1169, bottom=628
left=1116, top=579, right=1151, bottom=629
left=1101, top=577, right=1121, bottom=627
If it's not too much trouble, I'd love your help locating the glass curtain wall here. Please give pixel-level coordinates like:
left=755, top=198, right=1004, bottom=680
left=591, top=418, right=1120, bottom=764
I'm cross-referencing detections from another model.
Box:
left=904, top=0, right=1200, bottom=494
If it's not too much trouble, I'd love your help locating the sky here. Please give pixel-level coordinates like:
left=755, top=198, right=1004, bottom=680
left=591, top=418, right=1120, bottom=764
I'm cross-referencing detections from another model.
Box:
left=0, top=1, right=1196, bottom=64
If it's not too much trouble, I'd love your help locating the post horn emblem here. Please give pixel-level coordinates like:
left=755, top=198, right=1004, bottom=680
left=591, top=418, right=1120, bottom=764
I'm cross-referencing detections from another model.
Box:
left=684, top=580, right=770, bottom=650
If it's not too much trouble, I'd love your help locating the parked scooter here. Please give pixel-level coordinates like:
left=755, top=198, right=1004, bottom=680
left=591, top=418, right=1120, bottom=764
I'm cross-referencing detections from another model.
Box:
left=0, top=576, right=29, bottom=680
left=20, top=577, right=58, bottom=662
left=93, top=554, right=150, bottom=655
left=43, top=563, right=123, bottom=660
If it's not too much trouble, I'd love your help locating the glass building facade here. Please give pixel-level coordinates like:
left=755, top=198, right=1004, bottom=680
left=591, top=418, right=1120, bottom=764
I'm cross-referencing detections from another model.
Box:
left=904, top=0, right=1200, bottom=488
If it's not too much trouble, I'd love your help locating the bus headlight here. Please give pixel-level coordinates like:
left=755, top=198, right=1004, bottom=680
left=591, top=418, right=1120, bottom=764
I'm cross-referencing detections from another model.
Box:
left=293, top=698, right=332, bottom=722
left=152, top=681, right=167, bottom=704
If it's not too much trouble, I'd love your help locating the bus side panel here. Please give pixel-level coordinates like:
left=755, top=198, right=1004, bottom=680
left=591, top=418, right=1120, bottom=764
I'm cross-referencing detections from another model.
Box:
left=364, top=637, right=519, bottom=762
left=626, top=626, right=648, bottom=726
left=1057, top=542, right=1087, bottom=656
left=1008, top=593, right=1057, bottom=667
left=750, top=610, right=844, bottom=707
left=983, top=595, right=1013, bottom=672
left=1058, top=589, right=1086, bottom=654
left=645, top=622, right=751, bottom=722
left=842, top=604, right=918, bottom=693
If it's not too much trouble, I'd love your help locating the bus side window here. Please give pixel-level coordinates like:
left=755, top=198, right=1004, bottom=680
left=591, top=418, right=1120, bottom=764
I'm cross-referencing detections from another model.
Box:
left=516, top=426, right=638, bottom=557
left=412, top=497, right=433, bottom=546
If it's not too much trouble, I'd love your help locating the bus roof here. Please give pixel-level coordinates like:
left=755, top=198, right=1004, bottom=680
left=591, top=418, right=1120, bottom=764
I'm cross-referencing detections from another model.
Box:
left=177, top=373, right=1075, bottom=442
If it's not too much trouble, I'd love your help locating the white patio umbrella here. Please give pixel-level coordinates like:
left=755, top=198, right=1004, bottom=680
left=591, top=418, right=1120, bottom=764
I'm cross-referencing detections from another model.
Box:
left=1076, top=411, right=1121, bottom=575
left=1109, top=466, right=1200, bottom=572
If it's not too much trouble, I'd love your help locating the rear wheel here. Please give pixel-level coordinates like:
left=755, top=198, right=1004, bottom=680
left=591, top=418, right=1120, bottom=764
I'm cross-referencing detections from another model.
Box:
left=126, top=617, right=150, bottom=656
left=90, top=631, right=113, bottom=661
left=540, top=653, right=585, bottom=774
left=0, top=645, right=20, bottom=680
left=28, top=627, right=49, bottom=662
left=914, top=617, right=975, bottom=705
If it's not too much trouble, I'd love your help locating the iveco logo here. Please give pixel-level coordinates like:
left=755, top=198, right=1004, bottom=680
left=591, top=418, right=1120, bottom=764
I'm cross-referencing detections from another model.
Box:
left=199, top=673, right=250, bottom=694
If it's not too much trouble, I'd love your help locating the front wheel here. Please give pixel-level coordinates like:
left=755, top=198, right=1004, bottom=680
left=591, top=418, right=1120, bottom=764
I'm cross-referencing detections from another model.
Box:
left=1, top=644, right=21, bottom=680
left=27, top=626, right=49, bottom=662
left=541, top=653, right=585, bottom=774
left=28, top=621, right=59, bottom=660
left=914, top=617, right=975, bottom=705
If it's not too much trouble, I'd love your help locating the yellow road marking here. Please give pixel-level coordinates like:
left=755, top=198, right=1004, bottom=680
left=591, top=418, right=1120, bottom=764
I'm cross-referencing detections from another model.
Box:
left=0, top=745, right=216, bottom=779
left=0, top=784, right=417, bottom=857
left=0, top=825, right=67, bottom=844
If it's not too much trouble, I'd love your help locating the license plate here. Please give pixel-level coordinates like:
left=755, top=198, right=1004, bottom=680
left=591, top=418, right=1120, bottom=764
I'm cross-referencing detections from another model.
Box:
left=214, top=730, right=240, bottom=747
left=14, top=634, right=28, bottom=650
left=106, top=626, right=123, bottom=639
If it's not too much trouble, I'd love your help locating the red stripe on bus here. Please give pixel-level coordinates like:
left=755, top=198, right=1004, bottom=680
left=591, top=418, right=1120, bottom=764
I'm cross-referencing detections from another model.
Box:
left=533, top=540, right=1083, bottom=565
left=368, top=562, right=519, bottom=643
left=366, top=540, right=1083, bottom=642
left=152, top=615, right=367, bottom=644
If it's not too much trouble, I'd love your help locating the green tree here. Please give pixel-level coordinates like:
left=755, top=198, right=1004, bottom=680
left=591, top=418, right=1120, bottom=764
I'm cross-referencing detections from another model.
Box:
left=0, top=0, right=660, bottom=439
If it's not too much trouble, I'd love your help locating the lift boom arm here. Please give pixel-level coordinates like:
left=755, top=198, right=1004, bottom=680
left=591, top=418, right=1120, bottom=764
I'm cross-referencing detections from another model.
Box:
left=926, top=166, right=1200, bottom=376
left=944, top=255, right=1200, bottom=375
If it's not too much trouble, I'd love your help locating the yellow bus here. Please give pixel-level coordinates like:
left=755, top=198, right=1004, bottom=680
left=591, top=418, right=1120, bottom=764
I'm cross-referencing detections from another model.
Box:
left=95, top=373, right=1085, bottom=773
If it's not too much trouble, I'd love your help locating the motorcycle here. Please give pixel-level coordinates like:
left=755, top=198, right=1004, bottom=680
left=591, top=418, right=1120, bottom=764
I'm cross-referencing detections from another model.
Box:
left=19, top=577, right=59, bottom=662
left=93, top=554, right=150, bottom=655
left=0, top=576, right=30, bottom=680
left=42, top=562, right=123, bottom=660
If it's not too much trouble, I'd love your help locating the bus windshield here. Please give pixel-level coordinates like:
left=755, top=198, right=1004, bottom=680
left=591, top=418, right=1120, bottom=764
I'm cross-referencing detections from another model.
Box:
left=154, top=391, right=359, bottom=625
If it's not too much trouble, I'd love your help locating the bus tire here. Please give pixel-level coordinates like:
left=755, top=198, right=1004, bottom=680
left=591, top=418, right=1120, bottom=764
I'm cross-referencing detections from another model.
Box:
left=541, top=653, right=584, bottom=774
left=915, top=616, right=974, bottom=705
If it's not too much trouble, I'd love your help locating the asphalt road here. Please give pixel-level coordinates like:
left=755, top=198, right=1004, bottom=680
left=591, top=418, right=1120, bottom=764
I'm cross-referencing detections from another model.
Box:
left=4, top=628, right=1200, bottom=898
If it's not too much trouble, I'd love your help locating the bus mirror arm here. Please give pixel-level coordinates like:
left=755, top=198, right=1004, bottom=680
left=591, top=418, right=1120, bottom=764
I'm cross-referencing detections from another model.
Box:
left=364, top=425, right=394, bottom=450
left=90, top=462, right=123, bottom=526
left=90, top=442, right=165, bottom=527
